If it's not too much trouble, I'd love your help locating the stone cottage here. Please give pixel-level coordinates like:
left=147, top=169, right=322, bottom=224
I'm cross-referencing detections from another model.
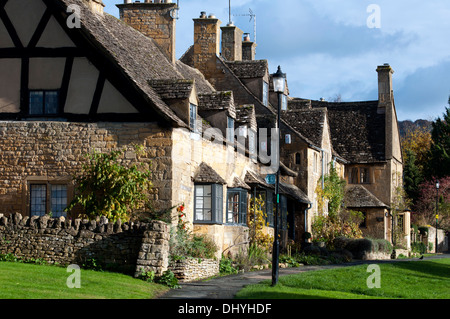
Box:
left=0, top=0, right=408, bottom=256
left=0, top=0, right=312, bottom=257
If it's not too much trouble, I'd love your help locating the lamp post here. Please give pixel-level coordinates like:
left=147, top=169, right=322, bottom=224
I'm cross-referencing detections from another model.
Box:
left=271, top=66, right=286, bottom=286
left=436, top=180, right=439, bottom=254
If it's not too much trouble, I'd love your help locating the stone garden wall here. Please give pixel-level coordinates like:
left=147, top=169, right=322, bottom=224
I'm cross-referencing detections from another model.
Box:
left=0, top=213, right=170, bottom=277
left=169, top=257, right=220, bottom=282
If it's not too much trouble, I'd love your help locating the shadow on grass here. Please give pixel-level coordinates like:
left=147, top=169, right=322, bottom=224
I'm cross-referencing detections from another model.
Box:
left=390, top=260, right=450, bottom=280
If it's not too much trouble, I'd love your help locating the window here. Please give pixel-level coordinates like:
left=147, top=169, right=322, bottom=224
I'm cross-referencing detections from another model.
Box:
left=350, top=167, right=359, bottom=184
left=397, top=214, right=405, bottom=233
left=30, top=183, right=68, bottom=217
left=295, top=153, right=301, bottom=165
left=349, top=167, right=371, bottom=184
left=281, top=94, right=287, bottom=111
left=227, top=116, right=235, bottom=142
left=194, top=184, right=223, bottom=224
left=227, top=189, right=248, bottom=225
left=249, top=129, right=256, bottom=156
left=262, top=81, right=269, bottom=106
left=29, top=90, right=59, bottom=115
left=360, top=167, right=370, bottom=184
left=360, top=211, right=367, bottom=228
left=189, top=103, right=197, bottom=132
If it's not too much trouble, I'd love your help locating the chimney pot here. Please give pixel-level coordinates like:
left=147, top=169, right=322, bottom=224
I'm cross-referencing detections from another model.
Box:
left=208, top=14, right=216, bottom=19
left=200, top=11, right=207, bottom=18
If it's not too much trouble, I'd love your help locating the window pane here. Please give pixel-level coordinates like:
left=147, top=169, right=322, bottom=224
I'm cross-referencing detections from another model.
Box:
left=190, top=104, right=197, bottom=131
left=30, top=184, right=46, bottom=216
left=227, top=117, right=235, bottom=142
left=29, top=91, right=44, bottom=115
left=44, top=91, right=59, bottom=114
left=195, top=185, right=213, bottom=222
left=262, top=82, right=269, bottom=106
left=51, top=185, right=67, bottom=217
left=227, top=191, right=239, bottom=223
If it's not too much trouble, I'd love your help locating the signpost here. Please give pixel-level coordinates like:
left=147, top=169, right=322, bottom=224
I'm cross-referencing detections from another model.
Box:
left=265, top=174, right=276, bottom=185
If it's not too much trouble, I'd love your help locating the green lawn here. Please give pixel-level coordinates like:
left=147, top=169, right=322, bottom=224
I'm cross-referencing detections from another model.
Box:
left=236, top=258, right=450, bottom=299
left=0, top=262, right=169, bottom=299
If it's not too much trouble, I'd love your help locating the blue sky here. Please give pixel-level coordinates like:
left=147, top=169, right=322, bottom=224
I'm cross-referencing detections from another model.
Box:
left=104, top=0, right=450, bottom=121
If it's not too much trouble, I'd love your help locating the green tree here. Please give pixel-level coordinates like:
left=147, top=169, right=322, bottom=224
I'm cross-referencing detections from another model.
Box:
left=313, top=164, right=363, bottom=246
left=315, top=164, right=346, bottom=221
left=66, top=147, right=152, bottom=222
left=426, top=100, right=450, bottom=178
left=403, top=149, right=423, bottom=204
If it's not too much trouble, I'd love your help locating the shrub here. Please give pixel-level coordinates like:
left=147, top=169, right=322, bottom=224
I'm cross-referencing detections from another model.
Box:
left=66, top=146, right=152, bottom=222
left=411, top=242, right=427, bottom=254
left=219, top=256, right=238, bottom=275
left=345, top=238, right=373, bottom=259
left=155, top=270, right=180, bottom=289
left=233, top=243, right=270, bottom=271
left=170, top=205, right=218, bottom=260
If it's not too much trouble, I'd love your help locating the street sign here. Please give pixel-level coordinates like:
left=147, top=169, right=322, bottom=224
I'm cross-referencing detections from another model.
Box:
left=265, top=174, right=276, bottom=185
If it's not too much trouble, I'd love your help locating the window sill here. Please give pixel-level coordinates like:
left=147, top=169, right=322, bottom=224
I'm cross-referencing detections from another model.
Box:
left=193, top=221, right=223, bottom=226
left=225, top=223, right=249, bottom=227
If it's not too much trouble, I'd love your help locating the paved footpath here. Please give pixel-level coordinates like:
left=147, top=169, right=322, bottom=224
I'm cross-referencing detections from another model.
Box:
left=160, top=253, right=450, bottom=299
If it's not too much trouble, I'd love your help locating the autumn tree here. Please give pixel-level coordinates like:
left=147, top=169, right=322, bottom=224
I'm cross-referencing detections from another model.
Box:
left=414, top=177, right=450, bottom=232
left=401, top=124, right=431, bottom=172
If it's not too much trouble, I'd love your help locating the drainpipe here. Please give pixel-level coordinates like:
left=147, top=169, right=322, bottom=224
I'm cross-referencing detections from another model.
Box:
left=304, top=203, right=312, bottom=238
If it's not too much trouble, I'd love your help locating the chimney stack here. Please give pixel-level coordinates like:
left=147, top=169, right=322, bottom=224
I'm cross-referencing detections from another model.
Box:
left=221, top=23, right=243, bottom=61
left=242, top=33, right=257, bottom=61
left=83, top=0, right=105, bottom=15
left=376, top=63, right=394, bottom=114
left=117, top=0, right=178, bottom=63
left=193, top=12, right=222, bottom=79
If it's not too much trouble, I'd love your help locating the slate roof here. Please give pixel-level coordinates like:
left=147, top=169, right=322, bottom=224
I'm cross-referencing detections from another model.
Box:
left=231, top=177, right=251, bottom=190
left=225, top=60, right=268, bottom=79
left=310, top=100, right=386, bottom=163
left=279, top=182, right=311, bottom=204
left=52, top=0, right=214, bottom=127
left=198, top=91, right=235, bottom=111
left=175, top=61, right=215, bottom=95
left=281, top=107, right=328, bottom=149
left=235, top=104, right=257, bottom=131
left=244, top=171, right=273, bottom=189
left=345, top=185, right=388, bottom=208
left=192, top=163, right=226, bottom=185
left=148, top=79, right=194, bottom=100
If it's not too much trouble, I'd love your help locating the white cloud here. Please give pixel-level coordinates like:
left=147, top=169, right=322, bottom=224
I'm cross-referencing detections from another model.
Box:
left=103, top=0, right=450, bottom=120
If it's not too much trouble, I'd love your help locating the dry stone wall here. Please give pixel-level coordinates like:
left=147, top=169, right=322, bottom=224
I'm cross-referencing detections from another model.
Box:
left=0, top=212, right=170, bottom=276
left=169, top=257, right=219, bottom=282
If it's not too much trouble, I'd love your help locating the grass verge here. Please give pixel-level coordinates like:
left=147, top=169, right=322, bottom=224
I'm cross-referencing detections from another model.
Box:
left=0, top=262, right=169, bottom=299
left=236, top=258, right=450, bottom=299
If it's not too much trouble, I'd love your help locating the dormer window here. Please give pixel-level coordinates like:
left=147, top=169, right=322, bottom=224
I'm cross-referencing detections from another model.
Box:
left=262, top=81, right=269, bottom=106
left=29, top=90, right=59, bottom=115
left=189, top=103, right=197, bottom=132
